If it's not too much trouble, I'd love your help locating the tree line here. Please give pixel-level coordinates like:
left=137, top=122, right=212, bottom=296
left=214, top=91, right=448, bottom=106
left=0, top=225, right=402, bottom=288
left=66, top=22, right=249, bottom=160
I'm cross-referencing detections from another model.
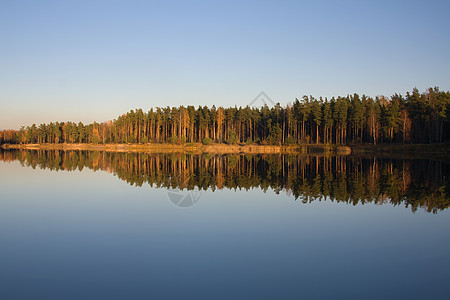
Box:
left=1, top=87, right=449, bottom=145
left=1, top=149, right=448, bottom=213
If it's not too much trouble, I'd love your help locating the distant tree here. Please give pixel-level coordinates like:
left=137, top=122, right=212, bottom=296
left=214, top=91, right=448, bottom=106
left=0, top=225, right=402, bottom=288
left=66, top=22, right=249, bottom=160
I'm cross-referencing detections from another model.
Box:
left=323, top=99, right=333, bottom=143
left=227, top=129, right=238, bottom=144
left=78, top=122, right=85, bottom=143
left=202, top=137, right=212, bottom=145
left=312, top=98, right=323, bottom=143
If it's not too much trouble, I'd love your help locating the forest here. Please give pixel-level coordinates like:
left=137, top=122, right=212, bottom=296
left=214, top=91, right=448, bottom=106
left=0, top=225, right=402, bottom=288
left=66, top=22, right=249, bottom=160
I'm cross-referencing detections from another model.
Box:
left=1, top=87, right=449, bottom=145
left=1, top=149, right=448, bottom=213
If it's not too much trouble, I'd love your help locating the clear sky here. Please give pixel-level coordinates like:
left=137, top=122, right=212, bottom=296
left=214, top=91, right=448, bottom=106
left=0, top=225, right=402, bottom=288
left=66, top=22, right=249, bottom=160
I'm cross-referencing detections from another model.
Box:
left=1, top=0, right=449, bottom=130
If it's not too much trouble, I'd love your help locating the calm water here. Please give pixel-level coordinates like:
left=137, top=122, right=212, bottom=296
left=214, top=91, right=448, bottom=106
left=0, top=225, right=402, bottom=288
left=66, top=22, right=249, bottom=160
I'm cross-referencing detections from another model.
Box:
left=0, top=149, right=449, bottom=299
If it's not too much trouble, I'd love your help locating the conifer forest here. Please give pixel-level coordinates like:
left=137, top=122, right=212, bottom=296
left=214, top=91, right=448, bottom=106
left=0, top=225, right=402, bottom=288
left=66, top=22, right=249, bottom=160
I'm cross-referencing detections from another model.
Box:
left=1, top=87, right=449, bottom=145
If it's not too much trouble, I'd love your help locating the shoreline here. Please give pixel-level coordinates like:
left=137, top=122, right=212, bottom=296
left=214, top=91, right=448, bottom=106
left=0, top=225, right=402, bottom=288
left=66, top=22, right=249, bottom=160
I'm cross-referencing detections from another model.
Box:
left=351, top=143, right=450, bottom=154
left=2, top=142, right=449, bottom=158
left=1, top=142, right=352, bottom=155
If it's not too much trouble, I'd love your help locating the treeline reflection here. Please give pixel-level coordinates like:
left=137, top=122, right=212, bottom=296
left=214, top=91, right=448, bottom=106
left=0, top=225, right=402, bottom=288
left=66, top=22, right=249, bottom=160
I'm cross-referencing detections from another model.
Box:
left=1, top=149, right=449, bottom=213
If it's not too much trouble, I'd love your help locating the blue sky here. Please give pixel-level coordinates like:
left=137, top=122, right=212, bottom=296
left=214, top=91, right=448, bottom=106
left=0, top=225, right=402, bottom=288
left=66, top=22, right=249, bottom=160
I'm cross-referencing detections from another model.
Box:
left=1, top=0, right=449, bottom=129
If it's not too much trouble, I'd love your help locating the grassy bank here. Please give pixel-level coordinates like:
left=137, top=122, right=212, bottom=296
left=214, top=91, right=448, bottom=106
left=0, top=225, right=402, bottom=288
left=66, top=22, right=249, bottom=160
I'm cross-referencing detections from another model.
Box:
left=1, top=142, right=352, bottom=155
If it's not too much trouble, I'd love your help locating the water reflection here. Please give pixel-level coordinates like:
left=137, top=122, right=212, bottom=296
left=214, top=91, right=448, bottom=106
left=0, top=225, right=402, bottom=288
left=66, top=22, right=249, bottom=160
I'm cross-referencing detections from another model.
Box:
left=1, top=149, right=449, bottom=213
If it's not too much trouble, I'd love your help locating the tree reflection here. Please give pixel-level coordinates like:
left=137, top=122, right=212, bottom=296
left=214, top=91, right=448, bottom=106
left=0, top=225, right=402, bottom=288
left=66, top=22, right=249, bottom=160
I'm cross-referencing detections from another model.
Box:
left=1, top=149, right=448, bottom=213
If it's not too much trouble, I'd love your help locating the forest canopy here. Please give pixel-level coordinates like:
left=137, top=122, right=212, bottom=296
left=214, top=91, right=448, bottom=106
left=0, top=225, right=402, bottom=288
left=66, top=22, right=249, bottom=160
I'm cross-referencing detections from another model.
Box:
left=1, top=87, right=449, bottom=145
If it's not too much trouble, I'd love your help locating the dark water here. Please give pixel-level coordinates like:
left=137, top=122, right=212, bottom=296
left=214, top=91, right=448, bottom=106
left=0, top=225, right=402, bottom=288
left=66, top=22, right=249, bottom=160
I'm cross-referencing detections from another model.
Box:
left=0, top=149, right=449, bottom=299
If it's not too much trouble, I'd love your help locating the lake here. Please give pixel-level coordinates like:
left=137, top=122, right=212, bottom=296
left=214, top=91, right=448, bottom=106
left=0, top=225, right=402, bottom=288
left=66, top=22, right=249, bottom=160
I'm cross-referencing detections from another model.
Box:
left=0, top=149, right=449, bottom=299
